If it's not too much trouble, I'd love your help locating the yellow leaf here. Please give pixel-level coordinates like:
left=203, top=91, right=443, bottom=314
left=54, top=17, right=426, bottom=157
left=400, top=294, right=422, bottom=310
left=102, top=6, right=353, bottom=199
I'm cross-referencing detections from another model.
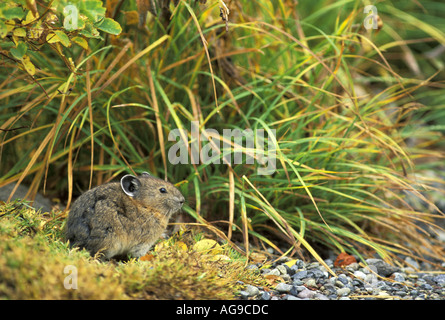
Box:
left=193, top=239, right=222, bottom=255
left=284, top=259, right=297, bottom=268
left=175, top=241, right=188, bottom=252
left=71, top=36, right=89, bottom=50
left=46, top=31, right=71, bottom=47
left=6, top=20, right=16, bottom=33
left=24, top=10, right=39, bottom=25
left=13, top=28, right=26, bottom=37
left=20, top=55, right=35, bottom=75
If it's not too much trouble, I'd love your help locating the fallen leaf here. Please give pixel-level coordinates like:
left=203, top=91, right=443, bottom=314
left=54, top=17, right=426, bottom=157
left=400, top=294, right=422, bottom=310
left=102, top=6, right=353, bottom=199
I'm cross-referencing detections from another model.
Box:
left=284, top=259, right=297, bottom=268
left=264, top=274, right=285, bottom=286
left=140, top=253, right=154, bottom=262
left=334, top=252, right=357, bottom=267
left=193, top=239, right=222, bottom=255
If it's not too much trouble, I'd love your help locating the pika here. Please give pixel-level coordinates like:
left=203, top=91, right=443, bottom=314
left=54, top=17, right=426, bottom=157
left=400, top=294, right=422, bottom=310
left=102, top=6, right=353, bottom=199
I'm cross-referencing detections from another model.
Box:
left=66, top=172, right=185, bottom=260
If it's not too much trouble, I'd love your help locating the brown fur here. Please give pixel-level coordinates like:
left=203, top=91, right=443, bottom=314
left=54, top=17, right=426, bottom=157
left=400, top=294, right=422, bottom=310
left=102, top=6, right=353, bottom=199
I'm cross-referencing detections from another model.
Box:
left=66, top=173, right=184, bottom=260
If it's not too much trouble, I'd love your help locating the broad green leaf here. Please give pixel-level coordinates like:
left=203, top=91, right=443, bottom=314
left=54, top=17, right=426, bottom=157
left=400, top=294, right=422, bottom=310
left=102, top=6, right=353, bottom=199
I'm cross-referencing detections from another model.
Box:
left=81, top=0, right=106, bottom=22
left=95, top=17, right=122, bottom=35
left=2, top=6, right=25, bottom=20
left=10, top=42, right=27, bottom=59
left=79, top=22, right=101, bottom=39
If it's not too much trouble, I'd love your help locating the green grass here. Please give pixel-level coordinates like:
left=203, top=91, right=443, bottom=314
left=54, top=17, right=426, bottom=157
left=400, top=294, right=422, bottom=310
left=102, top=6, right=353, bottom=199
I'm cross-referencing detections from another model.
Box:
left=0, top=200, right=264, bottom=299
left=1, top=0, right=445, bottom=275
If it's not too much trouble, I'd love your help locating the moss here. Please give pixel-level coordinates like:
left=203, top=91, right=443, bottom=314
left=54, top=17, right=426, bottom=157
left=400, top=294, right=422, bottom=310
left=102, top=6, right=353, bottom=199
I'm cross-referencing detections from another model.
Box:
left=0, top=201, right=265, bottom=300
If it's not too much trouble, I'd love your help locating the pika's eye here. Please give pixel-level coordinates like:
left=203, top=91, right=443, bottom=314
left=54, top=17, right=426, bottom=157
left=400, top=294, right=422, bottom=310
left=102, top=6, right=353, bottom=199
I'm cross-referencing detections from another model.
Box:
left=159, top=187, right=167, bottom=194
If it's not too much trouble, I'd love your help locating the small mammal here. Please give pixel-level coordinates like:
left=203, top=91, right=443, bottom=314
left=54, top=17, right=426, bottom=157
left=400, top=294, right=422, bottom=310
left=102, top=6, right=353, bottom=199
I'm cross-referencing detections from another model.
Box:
left=66, top=172, right=185, bottom=260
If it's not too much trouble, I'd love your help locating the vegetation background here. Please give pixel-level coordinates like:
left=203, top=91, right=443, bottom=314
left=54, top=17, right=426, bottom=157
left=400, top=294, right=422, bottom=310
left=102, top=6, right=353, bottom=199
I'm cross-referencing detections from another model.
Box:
left=1, top=0, right=445, bottom=296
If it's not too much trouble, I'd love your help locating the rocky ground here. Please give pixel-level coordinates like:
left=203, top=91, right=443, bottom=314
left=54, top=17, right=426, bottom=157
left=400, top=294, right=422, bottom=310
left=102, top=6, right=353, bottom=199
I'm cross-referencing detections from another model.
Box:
left=237, top=256, right=445, bottom=300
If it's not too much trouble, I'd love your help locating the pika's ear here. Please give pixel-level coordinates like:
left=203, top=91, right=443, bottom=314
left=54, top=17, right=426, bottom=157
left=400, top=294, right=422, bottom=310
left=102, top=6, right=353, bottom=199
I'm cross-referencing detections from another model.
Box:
left=121, top=175, right=142, bottom=197
left=141, top=172, right=151, bottom=177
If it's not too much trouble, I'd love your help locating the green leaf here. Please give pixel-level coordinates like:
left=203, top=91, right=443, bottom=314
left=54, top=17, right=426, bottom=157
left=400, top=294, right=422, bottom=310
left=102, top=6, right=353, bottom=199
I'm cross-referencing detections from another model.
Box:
left=10, top=42, right=27, bottom=60
left=2, top=6, right=25, bottom=20
left=80, top=0, right=106, bottom=22
left=79, top=21, right=101, bottom=39
left=0, top=20, right=7, bottom=38
left=95, top=18, right=122, bottom=35
left=54, top=30, right=71, bottom=47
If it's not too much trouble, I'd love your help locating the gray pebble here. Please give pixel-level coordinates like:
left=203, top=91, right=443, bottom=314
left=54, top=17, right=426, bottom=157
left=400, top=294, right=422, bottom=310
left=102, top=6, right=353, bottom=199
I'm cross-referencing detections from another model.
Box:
left=284, top=294, right=301, bottom=300
left=345, top=262, right=359, bottom=271
left=420, top=283, right=433, bottom=291
left=275, top=283, right=293, bottom=293
left=265, top=268, right=280, bottom=276
left=276, top=265, right=287, bottom=275
left=293, top=270, right=308, bottom=280
left=393, top=272, right=405, bottom=283
left=433, top=275, right=445, bottom=287
left=286, top=294, right=302, bottom=300
left=338, top=274, right=350, bottom=285
left=305, top=278, right=317, bottom=288
left=354, top=270, right=367, bottom=281
left=315, top=293, right=330, bottom=300
left=307, top=262, right=320, bottom=269
left=260, top=291, right=271, bottom=300
left=336, top=287, right=351, bottom=297
left=297, top=288, right=316, bottom=299
left=245, top=285, right=260, bottom=297
left=366, top=258, right=399, bottom=277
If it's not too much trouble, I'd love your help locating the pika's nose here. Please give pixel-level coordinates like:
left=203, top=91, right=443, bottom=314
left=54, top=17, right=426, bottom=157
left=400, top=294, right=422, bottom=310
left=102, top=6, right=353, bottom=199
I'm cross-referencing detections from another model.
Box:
left=178, top=196, right=185, bottom=205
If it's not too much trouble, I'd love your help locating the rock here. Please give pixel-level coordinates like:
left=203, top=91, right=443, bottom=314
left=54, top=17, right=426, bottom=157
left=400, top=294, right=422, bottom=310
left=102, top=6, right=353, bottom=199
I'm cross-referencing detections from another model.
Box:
left=366, top=259, right=399, bottom=277
left=297, top=288, right=316, bottom=299
left=307, top=262, right=320, bottom=269
left=315, top=293, right=329, bottom=300
left=420, top=283, right=433, bottom=291
left=264, top=268, right=280, bottom=276
left=260, top=291, right=271, bottom=300
left=286, top=294, right=302, bottom=300
left=276, top=265, right=288, bottom=275
left=245, top=285, right=260, bottom=297
left=337, top=274, right=350, bottom=285
left=275, top=283, right=293, bottom=293
left=392, top=272, right=405, bottom=283
left=345, top=262, right=359, bottom=271
left=404, top=257, right=420, bottom=269
left=305, top=278, right=317, bottom=288
left=336, top=287, right=351, bottom=297
left=354, top=270, right=367, bottom=281
left=293, top=270, right=308, bottom=280
left=433, top=275, right=445, bottom=287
